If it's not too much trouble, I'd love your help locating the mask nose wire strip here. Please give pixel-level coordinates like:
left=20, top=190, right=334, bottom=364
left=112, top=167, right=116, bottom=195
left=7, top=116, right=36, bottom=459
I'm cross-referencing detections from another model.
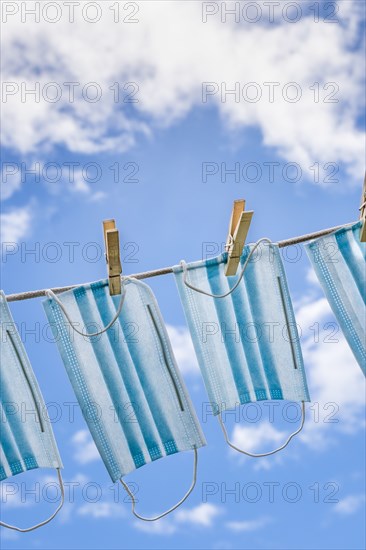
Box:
left=0, top=468, right=65, bottom=532
left=45, top=281, right=128, bottom=337
left=218, top=401, right=305, bottom=457
left=120, top=447, right=198, bottom=521
left=181, top=238, right=272, bottom=298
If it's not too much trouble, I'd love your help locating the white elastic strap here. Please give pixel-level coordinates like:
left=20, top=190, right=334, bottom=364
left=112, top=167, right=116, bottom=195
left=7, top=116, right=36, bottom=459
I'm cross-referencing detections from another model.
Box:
left=0, top=468, right=64, bottom=532
left=181, top=238, right=272, bottom=298
left=218, top=401, right=306, bottom=457
left=120, top=447, right=198, bottom=521
left=46, top=284, right=126, bottom=337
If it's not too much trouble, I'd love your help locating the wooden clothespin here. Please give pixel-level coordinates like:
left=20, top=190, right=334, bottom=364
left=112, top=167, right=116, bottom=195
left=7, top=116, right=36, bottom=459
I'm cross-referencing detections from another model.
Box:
left=225, top=199, right=254, bottom=276
left=359, top=173, right=366, bottom=242
left=103, top=219, right=122, bottom=295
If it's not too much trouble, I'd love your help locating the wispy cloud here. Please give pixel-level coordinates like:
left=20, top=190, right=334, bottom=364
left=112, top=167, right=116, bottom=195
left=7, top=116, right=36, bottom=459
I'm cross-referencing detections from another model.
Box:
left=0, top=205, right=32, bottom=243
left=175, top=503, right=223, bottom=527
left=133, top=518, right=177, bottom=535
left=295, top=295, right=332, bottom=332
left=230, top=422, right=286, bottom=456
left=69, top=169, right=107, bottom=202
left=78, top=502, right=126, bottom=519
left=226, top=517, right=271, bottom=532
left=71, top=430, right=100, bottom=465
left=132, top=503, right=224, bottom=535
left=1, top=167, right=21, bottom=201
left=334, top=494, right=365, bottom=516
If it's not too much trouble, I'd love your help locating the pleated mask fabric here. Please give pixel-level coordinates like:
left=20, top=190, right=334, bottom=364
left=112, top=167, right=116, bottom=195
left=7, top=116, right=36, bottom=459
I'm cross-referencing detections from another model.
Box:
left=173, top=240, right=310, bottom=456
left=305, top=222, right=366, bottom=376
left=43, top=278, right=206, bottom=520
left=0, top=291, right=64, bottom=532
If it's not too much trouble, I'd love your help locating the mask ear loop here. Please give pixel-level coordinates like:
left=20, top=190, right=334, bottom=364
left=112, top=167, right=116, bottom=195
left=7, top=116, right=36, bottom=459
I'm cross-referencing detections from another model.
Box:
left=120, top=447, right=198, bottom=521
left=45, top=279, right=127, bottom=337
left=217, top=401, right=305, bottom=457
left=181, top=238, right=272, bottom=298
left=0, top=468, right=64, bottom=532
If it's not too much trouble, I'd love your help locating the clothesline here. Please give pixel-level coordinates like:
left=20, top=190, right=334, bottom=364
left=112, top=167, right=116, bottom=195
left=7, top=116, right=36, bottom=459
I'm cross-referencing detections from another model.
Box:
left=4, top=221, right=356, bottom=303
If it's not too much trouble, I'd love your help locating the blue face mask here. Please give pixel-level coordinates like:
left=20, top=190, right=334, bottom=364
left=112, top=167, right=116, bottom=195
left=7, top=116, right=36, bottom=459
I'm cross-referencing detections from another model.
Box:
left=305, top=222, right=366, bottom=376
left=0, top=291, right=64, bottom=532
left=43, top=278, right=206, bottom=521
left=173, top=239, right=310, bottom=457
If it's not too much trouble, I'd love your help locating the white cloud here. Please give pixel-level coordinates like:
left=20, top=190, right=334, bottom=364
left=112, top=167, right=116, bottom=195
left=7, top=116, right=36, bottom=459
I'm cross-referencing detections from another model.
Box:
left=167, top=325, right=200, bottom=375
left=305, top=266, right=323, bottom=289
left=29, top=162, right=108, bottom=201
left=71, top=430, right=100, bottom=464
left=226, top=517, right=271, bottom=532
left=230, top=421, right=286, bottom=455
left=251, top=454, right=284, bottom=472
left=133, top=518, right=177, bottom=535
left=295, top=296, right=332, bottom=332
left=77, top=502, right=126, bottom=519
left=1, top=167, right=21, bottom=201
left=132, top=503, right=223, bottom=535
left=69, top=169, right=107, bottom=202
left=2, top=1, right=364, bottom=182
left=175, top=502, right=223, bottom=527
left=0, top=206, right=32, bottom=243
left=71, top=170, right=90, bottom=195
left=334, top=494, right=365, bottom=516
left=88, top=191, right=107, bottom=203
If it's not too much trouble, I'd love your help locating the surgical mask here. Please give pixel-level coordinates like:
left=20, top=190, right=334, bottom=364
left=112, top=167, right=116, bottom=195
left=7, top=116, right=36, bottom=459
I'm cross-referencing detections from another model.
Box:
left=173, top=239, right=310, bottom=457
left=43, top=278, right=206, bottom=521
left=305, top=221, right=366, bottom=376
left=0, top=291, right=64, bottom=532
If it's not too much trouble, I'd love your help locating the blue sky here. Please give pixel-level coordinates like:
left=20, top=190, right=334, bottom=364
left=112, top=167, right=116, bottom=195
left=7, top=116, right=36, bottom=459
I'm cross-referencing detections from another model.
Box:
left=1, top=2, right=365, bottom=549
